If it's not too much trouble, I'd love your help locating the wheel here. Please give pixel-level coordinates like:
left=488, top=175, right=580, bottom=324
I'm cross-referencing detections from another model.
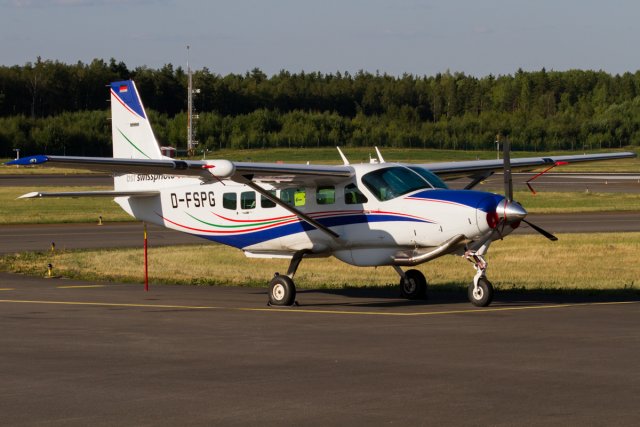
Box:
left=268, top=274, right=296, bottom=306
left=399, top=269, right=427, bottom=300
left=468, top=278, right=494, bottom=307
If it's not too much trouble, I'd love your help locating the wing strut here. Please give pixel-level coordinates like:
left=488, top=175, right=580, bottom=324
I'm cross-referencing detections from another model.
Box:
left=464, top=171, right=495, bottom=190
left=240, top=177, right=341, bottom=240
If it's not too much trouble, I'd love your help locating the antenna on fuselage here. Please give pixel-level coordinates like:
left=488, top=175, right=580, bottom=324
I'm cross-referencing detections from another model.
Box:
left=374, top=146, right=385, bottom=163
left=336, top=147, right=350, bottom=165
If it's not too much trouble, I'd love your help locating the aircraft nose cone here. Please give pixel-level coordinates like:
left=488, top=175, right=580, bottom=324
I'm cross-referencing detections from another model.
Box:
left=499, top=200, right=528, bottom=222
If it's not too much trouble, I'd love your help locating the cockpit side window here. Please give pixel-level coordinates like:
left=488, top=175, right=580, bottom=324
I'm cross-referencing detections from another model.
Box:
left=344, top=183, right=368, bottom=204
left=361, top=167, right=432, bottom=201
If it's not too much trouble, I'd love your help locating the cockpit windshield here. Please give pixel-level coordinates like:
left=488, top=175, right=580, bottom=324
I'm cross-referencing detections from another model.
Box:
left=361, top=166, right=447, bottom=201
left=407, top=166, right=448, bottom=189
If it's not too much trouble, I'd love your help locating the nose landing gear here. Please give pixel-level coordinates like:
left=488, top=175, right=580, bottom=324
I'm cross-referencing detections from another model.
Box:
left=465, top=250, right=494, bottom=307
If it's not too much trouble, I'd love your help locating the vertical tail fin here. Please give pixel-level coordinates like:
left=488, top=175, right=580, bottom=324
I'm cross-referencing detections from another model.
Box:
left=110, top=80, right=163, bottom=160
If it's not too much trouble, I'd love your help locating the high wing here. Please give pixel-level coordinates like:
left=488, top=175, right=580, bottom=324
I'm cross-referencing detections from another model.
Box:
left=421, top=152, right=636, bottom=180
left=6, top=155, right=354, bottom=186
left=6, top=151, right=635, bottom=186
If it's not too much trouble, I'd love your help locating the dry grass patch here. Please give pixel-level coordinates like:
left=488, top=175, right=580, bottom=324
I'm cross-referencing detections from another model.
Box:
left=2, top=233, right=638, bottom=292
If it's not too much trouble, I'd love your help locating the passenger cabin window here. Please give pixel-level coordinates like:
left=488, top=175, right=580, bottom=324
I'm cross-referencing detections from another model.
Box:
left=281, top=188, right=306, bottom=207
left=344, top=183, right=368, bottom=204
left=362, top=166, right=432, bottom=201
left=223, top=192, right=237, bottom=210
left=316, top=186, right=335, bottom=205
left=261, top=192, right=276, bottom=208
left=241, top=191, right=256, bottom=209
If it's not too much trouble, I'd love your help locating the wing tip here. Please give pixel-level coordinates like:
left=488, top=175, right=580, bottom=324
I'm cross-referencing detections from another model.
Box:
left=5, top=155, right=49, bottom=166
left=18, top=192, right=41, bottom=199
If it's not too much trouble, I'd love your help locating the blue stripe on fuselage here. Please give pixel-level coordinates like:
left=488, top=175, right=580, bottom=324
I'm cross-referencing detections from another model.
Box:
left=409, top=189, right=504, bottom=212
left=190, top=213, right=431, bottom=249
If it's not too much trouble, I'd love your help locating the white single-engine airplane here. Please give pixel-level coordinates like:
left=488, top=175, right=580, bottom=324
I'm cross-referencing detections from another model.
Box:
left=6, top=81, right=636, bottom=307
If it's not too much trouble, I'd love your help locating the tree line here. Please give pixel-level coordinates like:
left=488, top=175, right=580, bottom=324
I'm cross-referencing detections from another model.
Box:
left=1, top=57, right=640, bottom=157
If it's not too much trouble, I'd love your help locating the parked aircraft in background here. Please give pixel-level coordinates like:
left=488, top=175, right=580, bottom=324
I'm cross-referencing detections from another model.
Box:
left=7, top=81, right=636, bottom=306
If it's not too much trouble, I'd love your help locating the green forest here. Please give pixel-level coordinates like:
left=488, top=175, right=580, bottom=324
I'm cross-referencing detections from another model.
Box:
left=1, top=57, right=640, bottom=158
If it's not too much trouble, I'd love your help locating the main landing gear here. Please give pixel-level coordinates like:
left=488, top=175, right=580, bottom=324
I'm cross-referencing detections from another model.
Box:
left=267, top=250, right=307, bottom=306
left=464, top=250, right=494, bottom=307
left=268, top=274, right=296, bottom=306
left=267, top=250, right=494, bottom=307
left=393, top=266, right=428, bottom=300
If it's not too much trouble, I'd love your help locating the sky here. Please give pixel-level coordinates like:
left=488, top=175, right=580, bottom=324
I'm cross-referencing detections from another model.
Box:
left=1, top=0, right=639, bottom=77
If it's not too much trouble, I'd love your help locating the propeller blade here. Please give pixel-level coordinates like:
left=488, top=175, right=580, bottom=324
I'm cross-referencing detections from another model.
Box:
left=523, top=219, right=558, bottom=241
left=502, top=138, right=513, bottom=201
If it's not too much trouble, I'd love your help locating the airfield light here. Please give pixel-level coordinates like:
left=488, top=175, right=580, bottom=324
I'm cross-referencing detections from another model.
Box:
left=143, top=223, right=149, bottom=292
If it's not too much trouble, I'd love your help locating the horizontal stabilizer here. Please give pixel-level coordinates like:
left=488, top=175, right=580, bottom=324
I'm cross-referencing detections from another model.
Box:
left=18, top=190, right=160, bottom=199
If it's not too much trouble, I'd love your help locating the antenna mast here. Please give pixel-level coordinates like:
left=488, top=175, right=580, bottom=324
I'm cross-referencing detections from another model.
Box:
left=187, top=45, right=199, bottom=157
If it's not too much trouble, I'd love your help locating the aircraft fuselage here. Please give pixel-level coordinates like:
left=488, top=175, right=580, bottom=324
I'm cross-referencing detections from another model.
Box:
left=115, top=162, right=507, bottom=267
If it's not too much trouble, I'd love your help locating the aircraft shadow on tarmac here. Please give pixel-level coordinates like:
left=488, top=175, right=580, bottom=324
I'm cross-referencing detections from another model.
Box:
left=259, top=286, right=640, bottom=309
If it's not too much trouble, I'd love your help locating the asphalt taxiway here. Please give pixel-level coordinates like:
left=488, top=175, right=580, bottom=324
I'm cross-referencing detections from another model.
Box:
left=0, top=272, right=638, bottom=425
left=2, top=172, right=639, bottom=425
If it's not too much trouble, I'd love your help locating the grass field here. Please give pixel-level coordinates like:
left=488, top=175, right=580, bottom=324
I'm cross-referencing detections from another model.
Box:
left=1, top=233, right=637, bottom=292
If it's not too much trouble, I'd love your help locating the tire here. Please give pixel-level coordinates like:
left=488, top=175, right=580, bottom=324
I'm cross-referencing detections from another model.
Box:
left=399, top=269, right=427, bottom=300
left=268, top=274, right=296, bottom=306
left=468, top=278, right=494, bottom=307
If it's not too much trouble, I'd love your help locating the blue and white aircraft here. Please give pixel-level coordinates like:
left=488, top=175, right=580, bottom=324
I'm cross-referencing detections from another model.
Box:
left=7, top=80, right=636, bottom=307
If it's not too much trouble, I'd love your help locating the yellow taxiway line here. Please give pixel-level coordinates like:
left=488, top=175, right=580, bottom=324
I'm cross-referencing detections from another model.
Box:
left=56, top=285, right=105, bottom=289
left=0, top=299, right=637, bottom=317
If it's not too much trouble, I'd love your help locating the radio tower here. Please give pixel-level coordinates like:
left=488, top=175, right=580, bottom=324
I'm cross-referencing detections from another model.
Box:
left=186, top=45, right=199, bottom=157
